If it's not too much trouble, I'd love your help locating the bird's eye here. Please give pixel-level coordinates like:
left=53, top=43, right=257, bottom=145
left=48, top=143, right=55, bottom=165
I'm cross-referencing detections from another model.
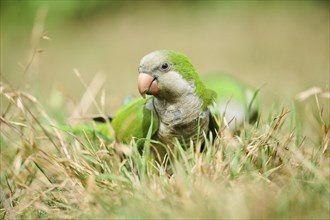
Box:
left=160, top=62, right=171, bottom=71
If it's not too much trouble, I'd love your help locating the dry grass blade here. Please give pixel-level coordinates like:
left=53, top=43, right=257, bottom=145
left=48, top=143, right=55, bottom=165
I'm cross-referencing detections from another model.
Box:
left=0, top=186, right=16, bottom=220
left=70, top=69, right=106, bottom=121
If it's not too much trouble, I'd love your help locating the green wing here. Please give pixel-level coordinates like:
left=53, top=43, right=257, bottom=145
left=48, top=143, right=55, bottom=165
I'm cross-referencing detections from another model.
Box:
left=60, top=97, right=158, bottom=144
left=203, top=73, right=260, bottom=126
left=111, top=97, right=159, bottom=144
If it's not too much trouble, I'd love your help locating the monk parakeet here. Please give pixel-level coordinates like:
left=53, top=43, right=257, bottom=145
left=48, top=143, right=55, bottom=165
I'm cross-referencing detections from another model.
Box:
left=110, top=50, right=259, bottom=147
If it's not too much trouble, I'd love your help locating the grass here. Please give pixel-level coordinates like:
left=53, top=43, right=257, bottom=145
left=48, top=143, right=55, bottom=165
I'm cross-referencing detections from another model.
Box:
left=1, top=3, right=329, bottom=219
left=1, top=76, right=329, bottom=219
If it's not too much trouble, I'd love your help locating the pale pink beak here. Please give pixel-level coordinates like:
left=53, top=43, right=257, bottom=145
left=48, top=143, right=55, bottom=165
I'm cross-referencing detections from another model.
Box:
left=137, top=73, right=159, bottom=97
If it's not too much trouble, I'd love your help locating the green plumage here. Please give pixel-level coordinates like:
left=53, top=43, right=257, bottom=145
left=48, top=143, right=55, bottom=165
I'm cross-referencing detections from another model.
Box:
left=60, top=123, right=113, bottom=142
left=203, top=73, right=260, bottom=123
left=203, top=74, right=252, bottom=105
left=164, top=50, right=217, bottom=110
left=111, top=97, right=158, bottom=144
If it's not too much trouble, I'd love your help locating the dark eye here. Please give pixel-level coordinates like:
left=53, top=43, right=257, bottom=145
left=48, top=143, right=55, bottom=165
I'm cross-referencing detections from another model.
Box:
left=160, top=62, right=171, bottom=71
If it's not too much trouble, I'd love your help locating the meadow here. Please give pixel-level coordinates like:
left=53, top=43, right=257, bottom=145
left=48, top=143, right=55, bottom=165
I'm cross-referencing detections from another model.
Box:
left=1, top=2, right=329, bottom=219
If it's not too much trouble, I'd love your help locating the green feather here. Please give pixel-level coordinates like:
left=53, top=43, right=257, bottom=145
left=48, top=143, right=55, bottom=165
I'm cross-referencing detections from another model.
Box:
left=60, top=123, right=113, bottom=142
left=203, top=73, right=260, bottom=123
left=163, top=50, right=216, bottom=110
left=203, top=73, right=249, bottom=104
left=111, top=97, right=159, bottom=144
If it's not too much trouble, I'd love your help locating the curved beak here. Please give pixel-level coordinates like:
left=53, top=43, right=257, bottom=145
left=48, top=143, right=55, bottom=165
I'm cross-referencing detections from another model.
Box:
left=138, top=73, right=159, bottom=97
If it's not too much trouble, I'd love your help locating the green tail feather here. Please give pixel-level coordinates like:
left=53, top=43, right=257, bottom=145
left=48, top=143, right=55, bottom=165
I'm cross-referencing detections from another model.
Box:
left=59, top=123, right=113, bottom=142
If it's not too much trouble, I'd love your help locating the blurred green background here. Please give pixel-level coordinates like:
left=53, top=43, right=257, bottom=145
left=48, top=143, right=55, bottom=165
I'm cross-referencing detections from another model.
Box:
left=1, top=1, right=329, bottom=118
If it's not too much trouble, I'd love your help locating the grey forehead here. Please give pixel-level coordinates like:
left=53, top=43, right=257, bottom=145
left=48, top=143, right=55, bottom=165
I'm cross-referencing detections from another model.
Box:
left=139, top=51, right=168, bottom=67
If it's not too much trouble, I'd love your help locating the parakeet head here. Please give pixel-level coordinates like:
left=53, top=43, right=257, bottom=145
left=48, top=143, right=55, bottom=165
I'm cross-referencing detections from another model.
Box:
left=138, top=50, right=216, bottom=109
